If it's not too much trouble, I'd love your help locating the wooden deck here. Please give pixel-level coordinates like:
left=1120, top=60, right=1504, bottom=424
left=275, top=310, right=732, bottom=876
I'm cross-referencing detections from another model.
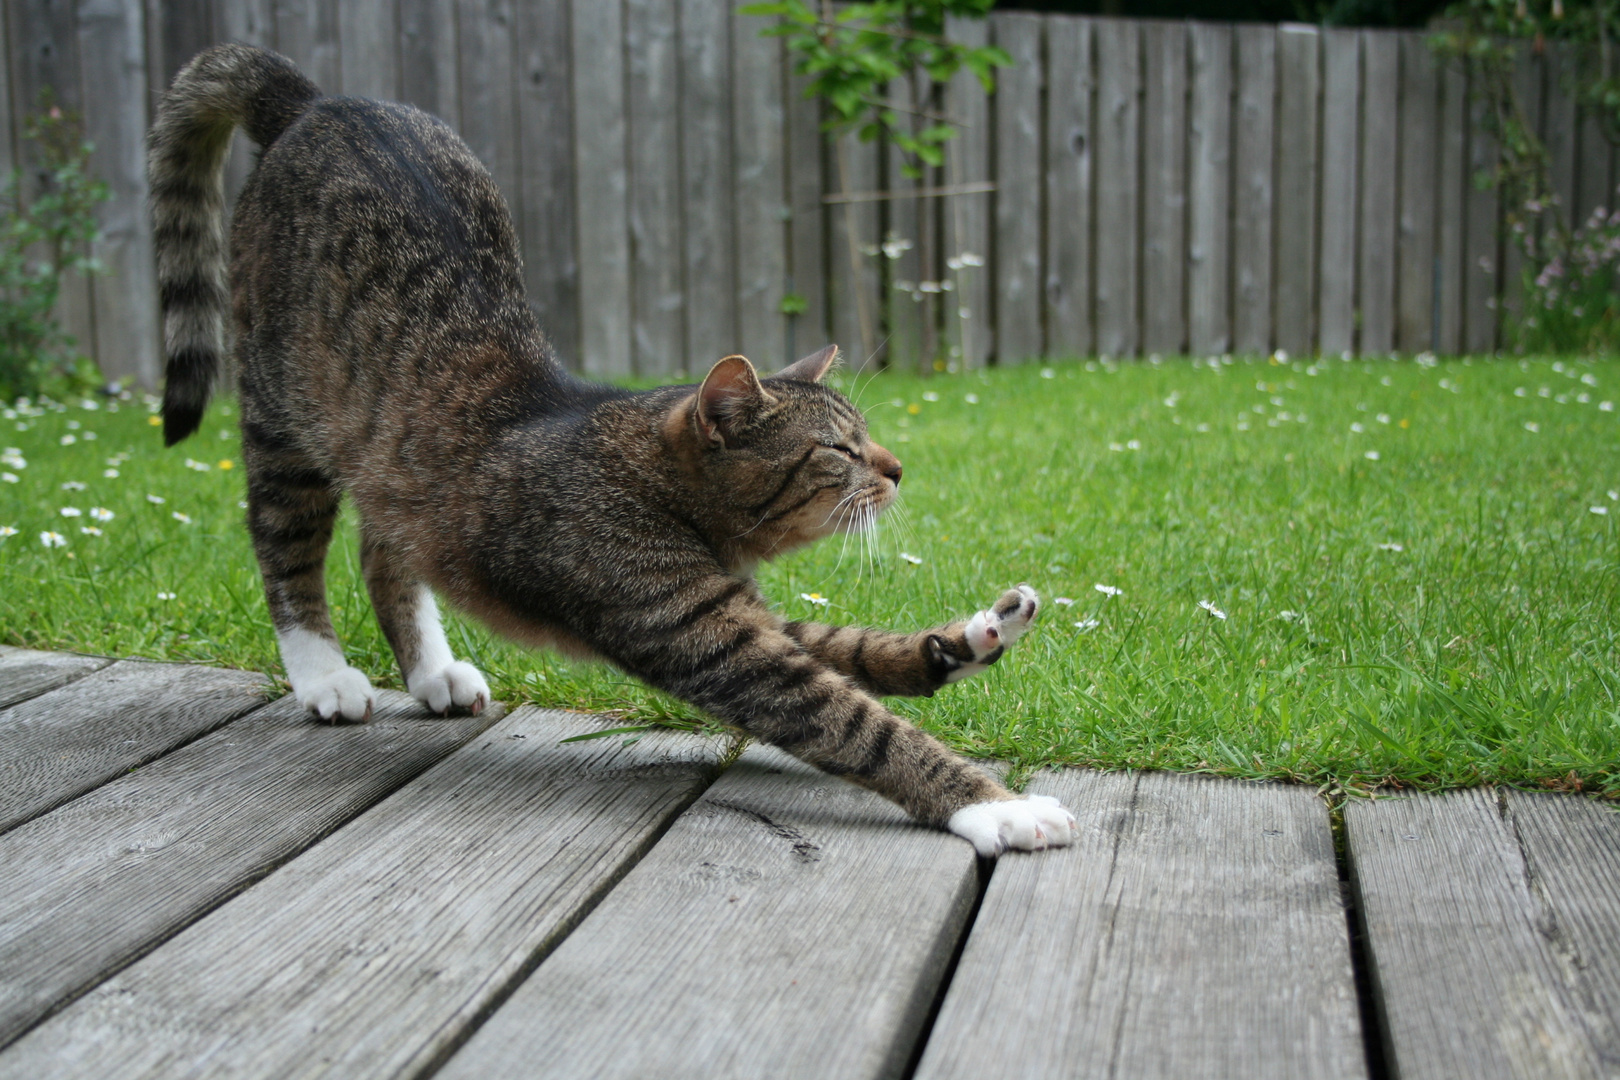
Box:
left=0, top=644, right=1615, bottom=1079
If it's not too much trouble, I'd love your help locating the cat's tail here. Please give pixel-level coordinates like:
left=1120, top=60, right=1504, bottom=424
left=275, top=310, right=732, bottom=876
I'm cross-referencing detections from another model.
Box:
left=148, top=44, right=318, bottom=446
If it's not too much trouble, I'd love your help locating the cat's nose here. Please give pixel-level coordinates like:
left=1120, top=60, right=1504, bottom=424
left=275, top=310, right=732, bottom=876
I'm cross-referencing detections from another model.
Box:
left=869, top=443, right=902, bottom=487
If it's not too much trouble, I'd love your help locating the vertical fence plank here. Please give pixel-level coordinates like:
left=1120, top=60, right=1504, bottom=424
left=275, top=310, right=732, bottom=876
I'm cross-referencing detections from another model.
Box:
left=1358, top=29, right=1398, bottom=355
left=1435, top=60, right=1466, bottom=354
left=151, top=0, right=214, bottom=90
left=1576, top=102, right=1615, bottom=227
left=1463, top=74, right=1499, bottom=354
left=1273, top=24, right=1318, bottom=358
left=732, top=12, right=787, bottom=367
left=625, top=0, right=683, bottom=376
left=338, top=0, right=398, bottom=99
left=457, top=0, right=520, bottom=229
left=1094, top=17, right=1139, bottom=358
left=398, top=0, right=459, bottom=123
left=515, top=0, right=579, bottom=367
left=272, top=0, right=339, bottom=92
left=1498, top=42, right=1540, bottom=339
left=884, top=75, right=925, bottom=372
left=944, top=14, right=991, bottom=370
left=13, top=0, right=97, bottom=366
left=218, top=0, right=272, bottom=213
left=78, top=0, right=158, bottom=387
left=1317, top=28, right=1358, bottom=358
left=679, top=0, right=736, bottom=367
left=992, top=11, right=1043, bottom=365
left=1231, top=24, right=1274, bottom=355
left=1396, top=32, right=1437, bottom=354
left=572, top=0, right=631, bottom=376
left=784, top=68, right=827, bottom=363
left=1187, top=22, right=1231, bottom=357
left=829, top=132, right=879, bottom=371
left=1044, top=15, right=1092, bottom=360
left=1141, top=20, right=1187, bottom=357
left=1543, top=42, right=1579, bottom=229
left=0, top=0, right=12, bottom=180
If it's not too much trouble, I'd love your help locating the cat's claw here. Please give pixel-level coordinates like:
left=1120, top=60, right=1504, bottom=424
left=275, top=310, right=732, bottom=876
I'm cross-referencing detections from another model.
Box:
left=946, top=584, right=1040, bottom=684
left=410, top=661, right=491, bottom=716
left=948, top=794, right=1077, bottom=857
left=301, top=666, right=376, bottom=724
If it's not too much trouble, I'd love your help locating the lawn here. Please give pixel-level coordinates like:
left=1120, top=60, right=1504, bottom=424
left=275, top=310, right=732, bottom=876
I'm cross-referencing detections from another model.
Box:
left=2, top=353, right=1617, bottom=797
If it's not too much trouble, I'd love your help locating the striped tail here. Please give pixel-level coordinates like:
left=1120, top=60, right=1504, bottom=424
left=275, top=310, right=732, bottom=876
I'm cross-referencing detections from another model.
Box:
left=147, top=44, right=318, bottom=446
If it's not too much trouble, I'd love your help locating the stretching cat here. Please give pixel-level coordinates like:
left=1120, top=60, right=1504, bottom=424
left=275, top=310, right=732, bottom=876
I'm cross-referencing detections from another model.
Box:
left=148, top=44, right=1075, bottom=856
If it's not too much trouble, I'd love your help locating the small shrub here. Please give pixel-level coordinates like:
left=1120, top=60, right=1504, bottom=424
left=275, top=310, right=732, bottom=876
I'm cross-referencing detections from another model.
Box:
left=1515, top=195, right=1620, bottom=355
left=0, top=95, right=110, bottom=401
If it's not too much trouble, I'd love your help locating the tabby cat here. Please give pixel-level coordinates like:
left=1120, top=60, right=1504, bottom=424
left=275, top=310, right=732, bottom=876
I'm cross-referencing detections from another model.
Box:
left=148, top=44, right=1075, bottom=855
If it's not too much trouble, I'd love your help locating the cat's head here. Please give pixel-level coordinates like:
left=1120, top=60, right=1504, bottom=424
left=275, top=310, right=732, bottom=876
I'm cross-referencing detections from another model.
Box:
left=666, top=345, right=902, bottom=566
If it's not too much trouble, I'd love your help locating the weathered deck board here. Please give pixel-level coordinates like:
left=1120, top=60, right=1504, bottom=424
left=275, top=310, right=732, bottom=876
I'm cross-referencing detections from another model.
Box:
left=0, top=662, right=268, bottom=835
left=436, top=745, right=981, bottom=1080
left=0, top=709, right=718, bottom=1078
left=0, top=647, right=112, bottom=711
left=0, top=689, right=500, bottom=1051
left=1346, top=789, right=1620, bottom=1080
left=914, top=769, right=1366, bottom=1080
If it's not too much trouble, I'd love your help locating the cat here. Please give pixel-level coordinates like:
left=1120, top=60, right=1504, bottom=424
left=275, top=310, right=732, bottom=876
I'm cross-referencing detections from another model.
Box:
left=147, top=44, right=1075, bottom=856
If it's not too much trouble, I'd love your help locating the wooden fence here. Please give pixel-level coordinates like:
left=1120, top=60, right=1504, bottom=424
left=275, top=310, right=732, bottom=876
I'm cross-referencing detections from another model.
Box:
left=3, top=2, right=1617, bottom=386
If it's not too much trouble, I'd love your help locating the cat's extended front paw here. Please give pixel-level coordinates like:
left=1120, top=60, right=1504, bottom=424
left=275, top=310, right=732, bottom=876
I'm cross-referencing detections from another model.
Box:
left=943, top=584, right=1040, bottom=684
left=299, top=666, right=376, bottom=723
left=408, top=661, right=490, bottom=716
left=947, top=794, right=1077, bottom=857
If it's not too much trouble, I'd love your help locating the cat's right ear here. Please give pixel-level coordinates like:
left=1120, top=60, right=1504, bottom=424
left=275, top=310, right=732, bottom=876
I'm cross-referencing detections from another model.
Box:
left=696, top=354, right=771, bottom=447
left=773, top=344, right=840, bottom=383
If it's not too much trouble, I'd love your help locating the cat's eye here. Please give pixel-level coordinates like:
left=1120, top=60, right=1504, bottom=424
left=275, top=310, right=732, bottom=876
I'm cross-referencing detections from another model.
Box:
left=826, top=443, right=862, bottom=461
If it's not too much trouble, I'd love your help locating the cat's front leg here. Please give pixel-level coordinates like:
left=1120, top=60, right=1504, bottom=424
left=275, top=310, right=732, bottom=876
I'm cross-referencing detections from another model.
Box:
left=361, top=535, right=489, bottom=715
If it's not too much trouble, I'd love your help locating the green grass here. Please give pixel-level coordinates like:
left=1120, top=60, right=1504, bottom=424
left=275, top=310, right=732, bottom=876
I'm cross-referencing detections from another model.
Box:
left=3, top=354, right=1618, bottom=797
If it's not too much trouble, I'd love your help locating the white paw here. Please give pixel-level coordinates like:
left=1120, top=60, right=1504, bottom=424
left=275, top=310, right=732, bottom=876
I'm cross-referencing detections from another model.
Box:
left=300, top=666, right=376, bottom=723
left=409, top=660, right=490, bottom=716
left=947, top=794, right=1077, bottom=857
left=947, top=584, right=1041, bottom=684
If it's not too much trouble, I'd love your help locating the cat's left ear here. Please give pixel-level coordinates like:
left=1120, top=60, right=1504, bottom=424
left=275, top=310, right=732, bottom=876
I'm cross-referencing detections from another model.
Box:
left=773, top=344, right=840, bottom=383
left=696, top=354, right=773, bottom=447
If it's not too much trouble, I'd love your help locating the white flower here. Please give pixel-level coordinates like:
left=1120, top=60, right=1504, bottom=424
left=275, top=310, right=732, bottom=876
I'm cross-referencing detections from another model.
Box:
left=899, top=552, right=923, bottom=565
left=103, top=468, right=119, bottom=478
left=79, top=526, right=102, bottom=536
left=40, top=531, right=66, bottom=548
left=1538, top=386, right=1551, bottom=398
left=80, top=398, right=99, bottom=410
left=59, top=434, right=76, bottom=446
left=1053, top=597, right=1076, bottom=606
left=156, top=591, right=176, bottom=601
left=1601, top=401, right=1615, bottom=412
left=1609, top=490, right=1618, bottom=501
left=1041, top=368, right=1056, bottom=379
left=183, top=458, right=211, bottom=472
left=1591, top=506, right=1609, bottom=516
left=958, top=252, right=984, bottom=267
left=1376, top=413, right=1390, bottom=424
left=799, top=592, right=829, bottom=607
left=1074, top=618, right=1100, bottom=632
left=1, top=473, right=16, bottom=484
left=1094, top=583, right=1122, bottom=597
left=1109, top=442, right=1124, bottom=452
left=59, top=507, right=81, bottom=518
left=964, top=393, right=979, bottom=404
left=61, top=480, right=86, bottom=491
left=1195, top=423, right=1210, bottom=433
left=172, top=511, right=193, bottom=524
left=922, top=391, right=939, bottom=402
left=147, top=494, right=166, bottom=504
left=1582, top=372, right=1598, bottom=387
left=1364, top=450, right=1381, bottom=461
left=1198, top=600, right=1227, bottom=620
left=1524, top=421, right=1540, bottom=433
left=1514, top=387, right=1527, bottom=397
left=0, top=526, right=17, bottom=538
left=90, top=507, right=113, bottom=522
left=1126, top=439, right=1141, bottom=450
left=1, top=451, right=25, bottom=469
left=1279, top=610, right=1302, bottom=622
left=1377, top=542, right=1404, bottom=552
left=81, top=431, right=96, bottom=441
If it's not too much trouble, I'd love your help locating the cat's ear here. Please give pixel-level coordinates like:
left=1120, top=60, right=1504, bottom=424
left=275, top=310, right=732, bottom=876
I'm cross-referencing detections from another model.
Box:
left=697, top=354, right=772, bottom=446
left=774, top=344, right=840, bottom=383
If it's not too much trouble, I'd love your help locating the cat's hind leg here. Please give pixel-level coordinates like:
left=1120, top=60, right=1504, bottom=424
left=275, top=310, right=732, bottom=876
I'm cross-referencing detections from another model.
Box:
left=360, top=531, right=489, bottom=715
left=244, top=437, right=375, bottom=722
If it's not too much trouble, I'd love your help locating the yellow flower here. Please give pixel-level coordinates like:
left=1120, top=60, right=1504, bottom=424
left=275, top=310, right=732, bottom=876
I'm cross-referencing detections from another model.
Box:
left=907, top=403, right=921, bottom=415
left=1398, top=418, right=1410, bottom=429
left=148, top=415, right=162, bottom=426
left=218, top=459, right=233, bottom=470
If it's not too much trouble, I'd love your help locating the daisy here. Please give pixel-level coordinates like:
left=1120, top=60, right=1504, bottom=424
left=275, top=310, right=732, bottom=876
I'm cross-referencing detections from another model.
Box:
left=964, top=394, right=979, bottom=404
left=1377, top=542, right=1404, bottom=552
left=40, top=531, right=66, bottom=548
left=1074, top=618, right=1100, bottom=632
left=1279, top=610, right=1303, bottom=622
left=156, top=591, right=176, bottom=601
left=1, top=473, right=16, bottom=484
left=1364, top=450, right=1381, bottom=460
left=61, top=480, right=87, bottom=491
left=1350, top=422, right=1364, bottom=433
left=59, top=507, right=82, bottom=518
left=1094, top=583, right=1122, bottom=597
left=172, top=511, right=193, bottom=524
left=147, top=494, right=166, bottom=504
left=59, top=434, right=76, bottom=446
left=1591, top=506, right=1609, bottom=516
left=1198, top=600, right=1227, bottom=620
left=1524, top=421, right=1540, bottom=433
left=90, top=507, right=114, bottom=522
left=799, top=592, right=829, bottom=607
left=103, top=469, right=119, bottom=478
left=899, top=553, right=923, bottom=565
left=79, top=526, right=102, bottom=536
left=1053, top=597, right=1076, bottom=606
left=0, top=526, right=17, bottom=538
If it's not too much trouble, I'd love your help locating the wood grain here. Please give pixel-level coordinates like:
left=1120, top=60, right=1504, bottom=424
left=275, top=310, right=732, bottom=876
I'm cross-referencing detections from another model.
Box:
left=0, top=647, right=111, bottom=711
left=456, top=0, right=521, bottom=254
left=398, top=0, right=460, bottom=122
left=271, top=0, right=339, bottom=97
left=1435, top=60, right=1467, bottom=355
left=784, top=66, right=828, bottom=364
left=1187, top=21, right=1232, bottom=357
left=1346, top=789, right=1620, bottom=1079
left=732, top=13, right=788, bottom=368
left=1093, top=17, right=1140, bottom=359
left=915, top=769, right=1366, bottom=1080
left=1141, top=20, right=1187, bottom=358
left=1318, top=28, right=1359, bottom=359
left=885, top=74, right=926, bottom=373
left=1463, top=79, right=1500, bottom=354
left=1044, top=15, right=1094, bottom=361
left=0, top=709, right=720, bottom=1077
left=679, top=0, right=738, bottom=365
left=1273, top=24, right=1319, bottom=360
left=1232, top=24, right=1275, bottom=355
left=991, top=12, right=1044, bottom=365
left=571, top=0, right=632, bottom=377
left=1358, top=30, right=1398, bottom=355
left=0, top=690, right=501, bottom=1051
left=436, top=745, right=981, bottom=1080
left=0, top=661, right=268, bottom=835
left=1396, top=32, right=1438, bottom=354
left=337, top=0, right=398, bottom=99
left=515, top=0, right=579, bottom=368
left=944, top=14, right=992, bottom=370
left=626, top=0, right=684, bottom=376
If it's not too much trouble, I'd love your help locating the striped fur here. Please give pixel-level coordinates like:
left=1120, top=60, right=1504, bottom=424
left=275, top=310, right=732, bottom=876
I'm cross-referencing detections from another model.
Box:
left=148, top=45, right=1075, bottom=850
